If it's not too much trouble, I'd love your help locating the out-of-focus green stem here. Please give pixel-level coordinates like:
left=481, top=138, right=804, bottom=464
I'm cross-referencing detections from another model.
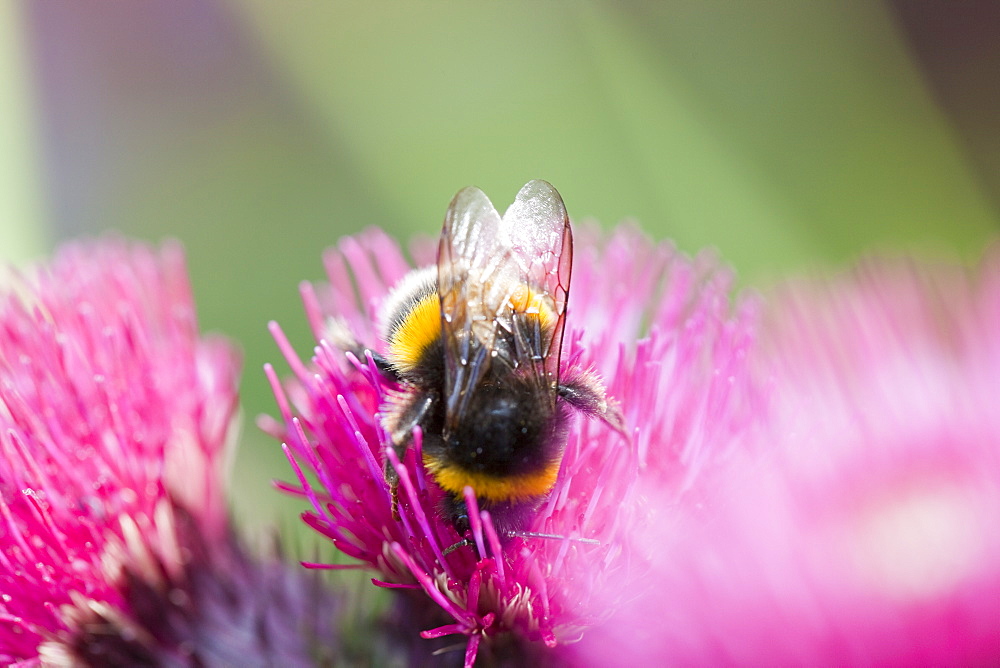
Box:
left=0, top=1, right=46, bottom=264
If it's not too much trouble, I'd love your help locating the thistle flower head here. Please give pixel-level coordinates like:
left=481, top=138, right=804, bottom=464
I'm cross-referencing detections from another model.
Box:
left=572, top=251, right=1000, bottom=665
left=267, top=221, right=761, bottom=663
left=0, top=239, right=334, bottom=666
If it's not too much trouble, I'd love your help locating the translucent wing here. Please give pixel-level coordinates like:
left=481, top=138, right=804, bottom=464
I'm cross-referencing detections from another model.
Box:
left=437, top=180, right=572, bottom=433
left=499, top=180, right=573, bottom=382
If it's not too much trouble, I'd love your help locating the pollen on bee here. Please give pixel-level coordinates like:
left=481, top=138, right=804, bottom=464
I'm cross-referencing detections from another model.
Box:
left=507, top=285, right=556, bottom=329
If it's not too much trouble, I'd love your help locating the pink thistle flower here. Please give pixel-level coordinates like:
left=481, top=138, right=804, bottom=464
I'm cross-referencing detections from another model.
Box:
left=571, top=252, right=1000, bottom=665
left=0, top=240, right=335, bottom=666
left=266, top=188, right=761, bottom=663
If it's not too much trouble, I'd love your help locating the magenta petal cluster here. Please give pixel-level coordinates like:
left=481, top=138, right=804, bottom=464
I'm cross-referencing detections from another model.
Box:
left=266, top=226, right=762, bottom=663
left=0, top=240, right=332, bottom=666
left=573, top=253, right=1000, bottom=665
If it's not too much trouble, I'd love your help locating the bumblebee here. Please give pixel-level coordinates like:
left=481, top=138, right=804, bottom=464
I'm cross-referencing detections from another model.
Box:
left=338, top=180, right=623, bottom=536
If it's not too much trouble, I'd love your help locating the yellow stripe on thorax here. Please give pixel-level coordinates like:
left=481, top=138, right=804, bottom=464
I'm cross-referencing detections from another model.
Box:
left=424, top=453, right=560, bottom=503
left=387, top=293, right=441, bottom=372
left=388, top=284, right=556, bottom=373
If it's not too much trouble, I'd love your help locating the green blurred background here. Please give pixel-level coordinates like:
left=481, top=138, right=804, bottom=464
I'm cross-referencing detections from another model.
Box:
left=3, top=1, right=998, bottom=536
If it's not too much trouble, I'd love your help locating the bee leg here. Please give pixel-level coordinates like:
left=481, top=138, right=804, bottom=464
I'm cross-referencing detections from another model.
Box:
left=558, top=368, right=628, bottom=437
left=324, top=316, right=399, bottom=381
left=383, top=438, right=410, bottom=521
left=360, top=350, right=397, bottom=380
left=381, top=391, right=435, bottom=520
left=384, top=462, right=401, bottom=521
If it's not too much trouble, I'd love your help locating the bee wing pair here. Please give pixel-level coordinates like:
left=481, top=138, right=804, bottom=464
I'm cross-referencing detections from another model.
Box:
left=437, top=180, right=573, bottom=435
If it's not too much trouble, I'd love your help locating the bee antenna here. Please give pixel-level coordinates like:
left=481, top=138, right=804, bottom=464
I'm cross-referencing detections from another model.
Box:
left=442, top=538, right=473, bottom=556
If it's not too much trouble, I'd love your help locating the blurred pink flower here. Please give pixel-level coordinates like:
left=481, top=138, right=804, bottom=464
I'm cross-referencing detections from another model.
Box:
left=0, top=240, right=334, bottom=666
left=266, top=224, right=761, bottom=664
left=573, top=252, right=1000, bottom=665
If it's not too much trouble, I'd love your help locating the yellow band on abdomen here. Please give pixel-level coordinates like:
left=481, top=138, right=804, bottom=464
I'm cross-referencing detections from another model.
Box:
left=424, top=453, right=560, bottom=503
